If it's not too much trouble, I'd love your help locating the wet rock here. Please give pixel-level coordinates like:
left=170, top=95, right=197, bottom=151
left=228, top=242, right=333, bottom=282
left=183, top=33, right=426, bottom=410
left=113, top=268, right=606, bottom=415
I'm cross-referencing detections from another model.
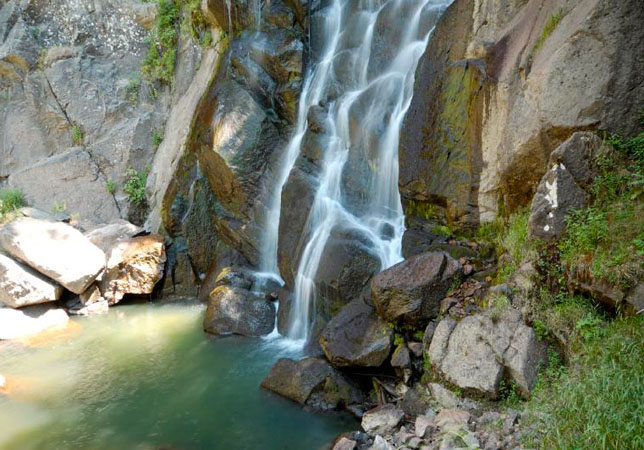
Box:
left=0, top=304, right=69, bottom=340
left=332, top=437, right=357, bottom=450
left=371, top=252, right=461, bottom=326
left=99, top=234, right=166, bottom=305
left=261, top=357, right=362, bottom=410
left=0, top=254, right=62, bottom=308
left=204, top=286, right=276, bottom=337
left=428, top=309, right=546, bottom=398
left=361, top=404, right=405, bottom=436
left=319, top=299, right=393, bottom=368
left=0, top=217, right=105, bottom=294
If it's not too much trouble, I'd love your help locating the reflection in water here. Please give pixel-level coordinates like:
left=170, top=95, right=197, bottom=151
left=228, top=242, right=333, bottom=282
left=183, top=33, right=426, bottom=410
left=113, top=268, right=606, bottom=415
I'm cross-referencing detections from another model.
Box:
left=0, top=302, right=355, bottom=450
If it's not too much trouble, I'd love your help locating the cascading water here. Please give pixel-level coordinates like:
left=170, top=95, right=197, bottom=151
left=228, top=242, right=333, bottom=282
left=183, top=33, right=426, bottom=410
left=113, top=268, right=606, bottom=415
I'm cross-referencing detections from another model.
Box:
left=259, top=0, right=452, bottom=344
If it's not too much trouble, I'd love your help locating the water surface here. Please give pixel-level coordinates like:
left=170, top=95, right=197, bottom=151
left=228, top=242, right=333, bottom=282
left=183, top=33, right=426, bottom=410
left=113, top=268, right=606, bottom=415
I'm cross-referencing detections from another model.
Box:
left=0, top=302, right=355, bottom=450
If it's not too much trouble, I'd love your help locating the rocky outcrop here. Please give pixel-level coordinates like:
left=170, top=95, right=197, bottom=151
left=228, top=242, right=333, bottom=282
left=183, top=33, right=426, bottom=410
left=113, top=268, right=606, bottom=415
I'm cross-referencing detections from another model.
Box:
left=0, top=0, right=190, bottom=224
left=0, top=304, right=69, bottom=340
left=0, top=217, right=105, bottom=294
left=261, top=357, right=363, bottom=412
left=370, top=252, right=461, bottom=326
left=99, top=233, right=166, bottom=305
left=0, top=254, right=62, bottom=308
left=529, top=132, right=608, bottom=239
left=428, top=309, right=546, bottom=398
left=203, top=285, right=275, bottom=336
left=319, top=299, right=393, bottom=368
left=400, top=0, right=644, bottom=225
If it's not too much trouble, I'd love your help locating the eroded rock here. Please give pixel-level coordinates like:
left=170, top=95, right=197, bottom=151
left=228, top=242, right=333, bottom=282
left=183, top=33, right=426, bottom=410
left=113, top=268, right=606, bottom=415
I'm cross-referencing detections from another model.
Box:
left=203, top=285, right=275, bottom=336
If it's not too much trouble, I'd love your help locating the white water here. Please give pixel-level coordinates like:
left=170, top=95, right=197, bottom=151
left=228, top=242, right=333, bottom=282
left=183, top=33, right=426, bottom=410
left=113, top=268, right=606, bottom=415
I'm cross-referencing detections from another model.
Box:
left=258, top=0, right=451, bottom=344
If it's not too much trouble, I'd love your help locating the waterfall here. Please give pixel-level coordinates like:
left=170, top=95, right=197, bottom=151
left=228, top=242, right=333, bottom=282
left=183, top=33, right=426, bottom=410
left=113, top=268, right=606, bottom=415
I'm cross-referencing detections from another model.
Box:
left=259, top=0, right=452, bottom=344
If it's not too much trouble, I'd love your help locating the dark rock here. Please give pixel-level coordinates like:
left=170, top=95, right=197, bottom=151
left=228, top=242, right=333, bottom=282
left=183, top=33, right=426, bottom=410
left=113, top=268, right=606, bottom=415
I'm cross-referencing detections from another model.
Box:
left=407, top=342, right=423, bottom=358
left=261, top=357, right=362, bottom=411
left=400, top=384, right=433, bottom=417
left=319, top=299, right=392, bottom=368
left=203, top=286, right=275, bottom=336
left=390, top=345, right=411, bottom=369
left=371, top=252, right=461, bottom=325
left=422, top=321, right=437, bottom=353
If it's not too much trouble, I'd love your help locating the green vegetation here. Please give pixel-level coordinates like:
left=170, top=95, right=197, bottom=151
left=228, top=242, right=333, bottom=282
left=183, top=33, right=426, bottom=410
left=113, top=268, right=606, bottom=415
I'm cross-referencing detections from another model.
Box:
left=533, top=9, right=565, bottom=55
left=525, top=316, right=644, bottom=449
left=142, top=0, right=180, bottom=85
left=125, top=73, right=141, bottom=104
left=559, top=132, right=644, bottom=289
left=105, top=180, right=116, bottom=194
left=152, top=130, right=164, bottom=149
left=71, top=125, right=83, bottom=146
left=0, top=188, right=25, bottom=219
left=124, top=167, right=150, bottom=205
left=181, top=0, right=209, bottom=45
left=51, top=200, right=67, bottom=214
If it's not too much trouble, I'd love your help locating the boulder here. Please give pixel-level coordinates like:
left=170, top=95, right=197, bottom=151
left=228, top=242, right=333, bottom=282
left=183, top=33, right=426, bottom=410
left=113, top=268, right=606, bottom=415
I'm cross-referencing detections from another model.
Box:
left=0, top=304, right=69, bottom=340
left=203, top=286, right=275, bottom=336
left=99, top=234, right=166, bottom=305
left=390, top=345, right=411, bottom=369
left=428, top=309, right=546, bottom=398
left=85, top=221, right=144, bottom=252
left=332, top=437, right=357, bottom=450
left=261, top=357, right=362, bottom=411
left=0, top=254, right=62, bottom=308
left=361, top=404, right=405, bottom=436
left=529, top=133, right=608, bottom=239
left=0, top=217, right=105, bottom=294
left=371, top=252, right=461, bottom=325
left=369, top=436, right=394, bottom=450
left=319, top=300, right=393, bottom=368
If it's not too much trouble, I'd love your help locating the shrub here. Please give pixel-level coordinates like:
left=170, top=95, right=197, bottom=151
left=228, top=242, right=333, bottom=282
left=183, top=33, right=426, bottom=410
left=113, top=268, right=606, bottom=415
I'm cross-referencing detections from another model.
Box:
left=105, top=180, right=116, bottom=194
left=0, top=188, right=25, bottom=217
left=124, top=167, right=150, bottom=205
left=142, top=0, right=179, bottom=85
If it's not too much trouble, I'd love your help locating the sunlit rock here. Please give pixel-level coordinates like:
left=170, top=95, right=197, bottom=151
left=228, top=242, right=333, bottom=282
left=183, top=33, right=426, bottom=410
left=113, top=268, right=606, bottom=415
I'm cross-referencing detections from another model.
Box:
left=0, top=254, right=62, bottom=308
left=203, top=285, right=275, bottom=336
left=0, top=305, right=69, bottom=340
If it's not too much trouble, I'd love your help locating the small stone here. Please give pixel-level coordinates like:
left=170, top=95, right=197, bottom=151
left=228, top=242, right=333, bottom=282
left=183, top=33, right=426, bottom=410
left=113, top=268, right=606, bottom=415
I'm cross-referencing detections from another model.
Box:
left=440, top=297, right=458, bottom=314
left=435, top=409, right=471, bottom=430
left=415, top=415, right=437, bottom=438
left=391, top=345, right=411, bottom=368
left=408, top=342, right=423, bottom=357
left=429, top=383, right=459, bottom=409
left=478, top=411, right=502, bottom=426
left=332, top=437, right=357, bottom=450
left=369, top=435, right=394, bottom=450
left=463, top=264, right=474, bottom=276
left=362, top=404, right=405, bottom=436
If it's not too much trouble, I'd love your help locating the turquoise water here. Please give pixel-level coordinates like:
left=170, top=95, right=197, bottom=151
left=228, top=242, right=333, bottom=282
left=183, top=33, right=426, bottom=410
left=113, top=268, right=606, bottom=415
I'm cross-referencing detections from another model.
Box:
left=0, top=302, right=355, bottom=450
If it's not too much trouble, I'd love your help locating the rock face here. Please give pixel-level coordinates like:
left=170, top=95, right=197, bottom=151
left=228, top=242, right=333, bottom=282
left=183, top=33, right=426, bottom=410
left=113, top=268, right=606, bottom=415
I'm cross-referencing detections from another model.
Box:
left=0, top=304, right=69, bottom=340
left=0, top=254, right=62, bottom=308
left=99, top=233, right=166, bottom=305
left=400, top=0, right=644, bottom=226
left=261, top=357, right=363, bottom=411
left=529, top=132, right=607, bottom=239
left=0, top=217, right=105, bottom=294
left=0, top=0, right=191, bottom=224
left=371, top=252, right=461, bottom=325
left=319, top=299, right=393, bottom=368
left=203, top=285, right=275, bottom=336
left=428, top=309, right=546, bottom=398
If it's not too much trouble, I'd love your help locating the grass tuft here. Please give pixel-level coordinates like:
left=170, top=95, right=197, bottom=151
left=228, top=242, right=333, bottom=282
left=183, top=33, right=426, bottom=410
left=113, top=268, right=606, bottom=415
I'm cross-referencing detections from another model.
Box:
left=533, top=9, right=565, bottom=55
left=0, top=188, right=26, bottom=218
left=124, top=167, right=150, bottom=206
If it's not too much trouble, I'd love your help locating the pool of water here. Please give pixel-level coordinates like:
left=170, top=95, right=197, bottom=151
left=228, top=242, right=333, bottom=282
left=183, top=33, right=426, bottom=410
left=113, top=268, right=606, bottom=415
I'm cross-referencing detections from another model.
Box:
left=0, top=301, right=356, bottom=450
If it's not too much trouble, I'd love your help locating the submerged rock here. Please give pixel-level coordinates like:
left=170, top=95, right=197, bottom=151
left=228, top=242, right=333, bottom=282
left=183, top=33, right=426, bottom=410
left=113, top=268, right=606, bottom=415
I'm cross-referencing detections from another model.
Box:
left=0, top=254, right=62, bottom=308
left=428, top=309, right=546, bottom=398
left=99, top=233, right=166, bottom=305
left=261, top=357, right=362, bottom=411
left=203, top=286, right=275, bottom=336
left=371, top=252, right=461, bottom=325
left=0, top=304, right=69, bottom=340
left=0, top=217, right=105, bottom=294
left=319, top=299, right=393, bottom=368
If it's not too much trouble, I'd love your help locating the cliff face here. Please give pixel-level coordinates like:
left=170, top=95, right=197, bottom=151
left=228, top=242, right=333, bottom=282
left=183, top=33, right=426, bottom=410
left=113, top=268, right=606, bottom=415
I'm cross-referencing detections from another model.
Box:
left=400, top=0, right=644, bottom=227
left=0, top=0, right=204, bottom=224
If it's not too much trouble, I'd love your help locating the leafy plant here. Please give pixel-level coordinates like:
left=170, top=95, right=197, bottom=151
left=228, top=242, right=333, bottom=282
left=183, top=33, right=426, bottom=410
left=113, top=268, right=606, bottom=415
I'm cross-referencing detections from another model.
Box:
left=142, top=0, right=180, bottom=85
left=125, top=73, right=141, bottom=104
left=152, top=130, right=164, bottom=149
left=0, top=188, right=25, bottom=217
left=124, top=167, right=150, bottom=205
left=51, top=200, right=67, bottom=214
left=105, top=180, right=116, bottom=194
